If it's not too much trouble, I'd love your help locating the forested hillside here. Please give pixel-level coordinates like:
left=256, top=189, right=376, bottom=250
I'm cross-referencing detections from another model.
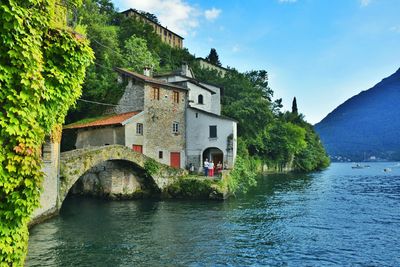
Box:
left=67, top=0, right=329, bottom=172
left=315, top=68, right=400, bottom=161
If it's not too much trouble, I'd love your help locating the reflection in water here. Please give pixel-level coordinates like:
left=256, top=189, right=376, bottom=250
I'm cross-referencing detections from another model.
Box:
left=27, top=163, right=400, bottom=266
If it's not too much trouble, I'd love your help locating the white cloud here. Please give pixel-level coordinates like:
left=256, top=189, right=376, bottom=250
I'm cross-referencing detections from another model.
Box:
left=390, top=25, right=400, bottom=33
left=122, top=0, right=201, bottom=36
left=204, top=7, right=221, bottom=21
left=360, top=0, right=371, bottom=6
left=232, top=45, right=240, bottom=53
left=278, top=0, right=297, bottom=3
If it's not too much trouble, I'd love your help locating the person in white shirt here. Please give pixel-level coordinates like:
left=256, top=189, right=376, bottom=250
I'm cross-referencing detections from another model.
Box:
left=204, top=158, right=209, bottom=176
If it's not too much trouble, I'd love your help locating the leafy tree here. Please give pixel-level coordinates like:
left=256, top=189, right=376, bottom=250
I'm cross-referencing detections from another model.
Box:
left=138, top=10, right=160, bottom=24
left=123, top=35, right=160, bottom=72
left=205, top=48, right=222, bottom=66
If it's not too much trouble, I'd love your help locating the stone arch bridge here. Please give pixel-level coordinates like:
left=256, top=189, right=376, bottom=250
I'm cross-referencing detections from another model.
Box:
left=58, top=145, right=187, bottom=208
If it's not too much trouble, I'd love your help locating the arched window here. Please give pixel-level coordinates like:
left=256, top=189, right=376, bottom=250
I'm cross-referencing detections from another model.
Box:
left=198, top=94, right=204, bottom=104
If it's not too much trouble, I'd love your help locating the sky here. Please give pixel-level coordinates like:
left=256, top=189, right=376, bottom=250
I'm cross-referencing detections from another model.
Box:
left=112, top=0, right=400, bottom=124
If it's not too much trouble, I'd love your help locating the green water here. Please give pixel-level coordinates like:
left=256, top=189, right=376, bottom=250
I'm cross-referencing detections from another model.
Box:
left=27, top=163, right=400, bottom=266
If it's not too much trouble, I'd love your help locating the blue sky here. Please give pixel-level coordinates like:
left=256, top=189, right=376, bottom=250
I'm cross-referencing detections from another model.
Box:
left=112, top=0, right=400, bottom=124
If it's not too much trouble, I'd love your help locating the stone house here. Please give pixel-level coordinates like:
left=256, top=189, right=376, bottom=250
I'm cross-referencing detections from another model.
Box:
left=65, top=65, right=237, bottom=171
left=65, top=68, right=188, bottom=168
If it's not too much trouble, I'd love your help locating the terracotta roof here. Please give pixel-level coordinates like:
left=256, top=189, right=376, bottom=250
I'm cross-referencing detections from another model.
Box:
left=115, top=68, right=188, bottom=91
left=64, top=111, right=141, bottom=129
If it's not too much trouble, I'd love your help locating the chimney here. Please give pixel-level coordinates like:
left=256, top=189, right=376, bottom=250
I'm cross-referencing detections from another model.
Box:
left=143, top=66, right=151, bottom=77
left=181, top=63, right=189, bottom=77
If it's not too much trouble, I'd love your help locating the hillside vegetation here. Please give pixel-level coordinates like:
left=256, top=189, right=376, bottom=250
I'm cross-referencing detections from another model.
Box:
left=67, top=0, right=329, bottom=172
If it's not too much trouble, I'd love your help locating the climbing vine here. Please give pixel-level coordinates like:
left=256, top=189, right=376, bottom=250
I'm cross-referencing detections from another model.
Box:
left=0, top=0, right=93, bottom=265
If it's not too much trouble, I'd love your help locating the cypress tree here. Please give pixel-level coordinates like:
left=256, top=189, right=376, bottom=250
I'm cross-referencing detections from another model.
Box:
left=205, top=48, right=222, bottom=66
left=292, top=97, right=298, bottom=115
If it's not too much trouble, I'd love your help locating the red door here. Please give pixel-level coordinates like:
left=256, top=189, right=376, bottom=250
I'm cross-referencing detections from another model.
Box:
left=170, top=152, right=180, bottom=168
left=132, top=145, right=143, bottom=153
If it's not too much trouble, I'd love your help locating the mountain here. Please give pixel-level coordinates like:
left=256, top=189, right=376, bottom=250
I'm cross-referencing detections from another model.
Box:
left=315, top=68, right=400, bottom=161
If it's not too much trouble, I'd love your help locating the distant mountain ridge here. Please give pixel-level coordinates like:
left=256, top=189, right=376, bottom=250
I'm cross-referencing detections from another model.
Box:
left=315, top=68, right=400, bottom=161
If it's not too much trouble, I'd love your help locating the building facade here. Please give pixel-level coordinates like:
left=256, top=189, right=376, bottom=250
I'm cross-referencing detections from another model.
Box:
left=65, top=65, right=237, bottom=171
left=121, top=8, right=184, bottom=49
left=195, top=57, right=228, bottom=77
left=66, top=69, right=188, bottom=169
left=155, top=64, right=237, bottom=171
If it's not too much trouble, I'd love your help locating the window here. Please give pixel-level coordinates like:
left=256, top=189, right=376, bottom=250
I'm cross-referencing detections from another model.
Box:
left=136, top=123, right=143, bottom=135
left=172, top=122, right=179, bottom=134
left=159, top=151, right=163, bottom=159
left=173, top=91, right=179, bottom=103
left=209, top=125, right=217, bottom=138
left=198, top=94, right=204, bottom=104
left=195, top=112, right=198, bottom=118
left=152, top=87, right=160, bottom=100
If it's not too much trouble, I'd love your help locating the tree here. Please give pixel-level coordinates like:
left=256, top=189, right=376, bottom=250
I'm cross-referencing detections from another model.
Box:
left=0, top=1, right=93, bottom=264
left=123, top=35, right=160, bottom=72
left=205, top=48, right=222, bottom=66
left=292, top=97, right=298, bottom=115
left=139, top=10, right=160, bottom=24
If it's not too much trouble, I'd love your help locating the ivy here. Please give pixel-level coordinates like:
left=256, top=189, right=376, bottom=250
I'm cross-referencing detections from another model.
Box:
left=144, top=158, right=160, bottom=176
left=0, top=0, right=93, bottom=265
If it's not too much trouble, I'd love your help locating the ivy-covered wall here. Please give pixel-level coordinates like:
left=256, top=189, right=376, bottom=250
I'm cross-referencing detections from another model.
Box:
left=0, top=0, right=93, bottom=265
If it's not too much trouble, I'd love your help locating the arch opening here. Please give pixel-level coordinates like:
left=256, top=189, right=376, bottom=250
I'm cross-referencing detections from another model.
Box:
left=62, top=159, right=159, bottom=208
left=198, top=94, right=204, bottom=104
left=202, top=147, right=224, bottom=168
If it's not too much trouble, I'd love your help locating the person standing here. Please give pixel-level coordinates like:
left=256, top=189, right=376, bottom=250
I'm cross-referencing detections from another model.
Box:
left=209, top=160, right=214, bottom=177
left=204, top=158, right=209, bottom=176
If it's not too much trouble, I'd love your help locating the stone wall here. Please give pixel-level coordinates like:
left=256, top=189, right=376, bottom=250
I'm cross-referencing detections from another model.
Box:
left=112, top=79, right=145, bottom=114
left=31, top=140, right=60, bottom=224
left=75, top=126, right=125, bottom=148
left=143, top=84, right=187, bottom=168
left=59, top=145, right=187, bottom=205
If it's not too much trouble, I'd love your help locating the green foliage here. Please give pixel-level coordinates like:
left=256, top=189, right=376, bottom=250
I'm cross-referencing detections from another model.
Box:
left=227, top=156, right=258, bottom=194
left=0, top=0, right=93, bottom=264
left=144, top=158, right=160, bottom=176
left=205, top=48, right=222, bottom=66
left=67, top=0, right=194, bottom=122
left=123, top=35, right=160, bottom=72
left=192, top=63, right=329, bottom=173
left=166, top=178, right=213, bottom=199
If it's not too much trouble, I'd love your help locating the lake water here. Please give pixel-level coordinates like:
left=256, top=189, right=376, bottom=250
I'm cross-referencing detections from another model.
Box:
left=26, top=163, right=400, bottom=266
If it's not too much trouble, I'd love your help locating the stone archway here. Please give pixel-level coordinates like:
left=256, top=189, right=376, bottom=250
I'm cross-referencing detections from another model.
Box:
left=68, top=159, right=159, bottom=200
left=59, top=145, right=187, bottom=208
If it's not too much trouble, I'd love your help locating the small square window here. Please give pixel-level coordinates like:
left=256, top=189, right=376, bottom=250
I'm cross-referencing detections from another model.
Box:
left=195, top=113, right=198, bottom=118
left=159, top=151, right=163, bottom=159
left=172, top=122, right=179, bottom=134
left=136, top=123, right=143, bottom=135
left=209, top=125, right=217, bottom=138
